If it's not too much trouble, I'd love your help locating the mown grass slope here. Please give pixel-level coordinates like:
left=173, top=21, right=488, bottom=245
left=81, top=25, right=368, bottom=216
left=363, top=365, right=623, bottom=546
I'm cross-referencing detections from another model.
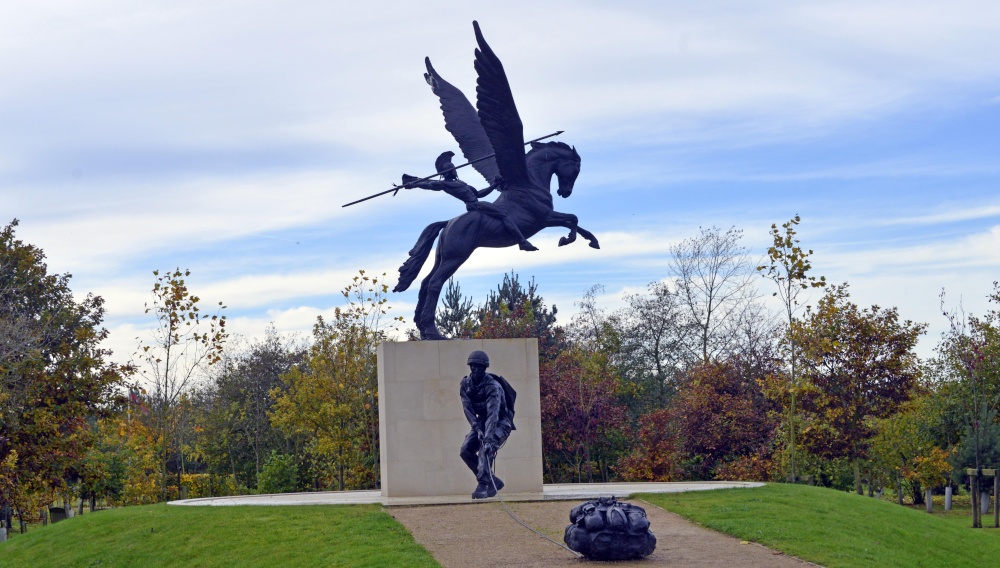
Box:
left=0, top=503, right=438, bottom=567
left=643, top=483, right=1000, bottom=568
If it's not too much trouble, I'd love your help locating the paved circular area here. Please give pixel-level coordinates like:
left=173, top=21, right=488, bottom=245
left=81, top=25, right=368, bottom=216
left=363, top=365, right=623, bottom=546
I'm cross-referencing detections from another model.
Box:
left=168, top=481, right=764, bottom=506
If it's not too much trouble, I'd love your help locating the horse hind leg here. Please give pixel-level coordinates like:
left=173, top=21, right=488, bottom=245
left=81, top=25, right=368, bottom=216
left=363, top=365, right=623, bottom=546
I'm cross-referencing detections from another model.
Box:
left=416, top=249, right=472, bottom=340
left=576, top=226, right=600, bottom=249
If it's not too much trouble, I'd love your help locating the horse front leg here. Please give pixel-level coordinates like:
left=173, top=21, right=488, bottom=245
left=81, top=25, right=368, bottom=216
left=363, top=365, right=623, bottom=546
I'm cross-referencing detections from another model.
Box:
left=543, top=211, right=600, bottom=249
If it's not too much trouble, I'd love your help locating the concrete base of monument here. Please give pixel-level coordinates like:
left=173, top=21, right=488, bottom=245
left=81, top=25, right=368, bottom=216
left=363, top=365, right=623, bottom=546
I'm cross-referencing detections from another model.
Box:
left=377, top=338, right=544, bottom=499
left=168, top=481, right=765, bottom=506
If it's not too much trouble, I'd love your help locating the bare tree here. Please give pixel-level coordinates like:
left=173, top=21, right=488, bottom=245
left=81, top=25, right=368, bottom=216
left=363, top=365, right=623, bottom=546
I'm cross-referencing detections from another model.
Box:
left=670, top=226, right=758, bottom=363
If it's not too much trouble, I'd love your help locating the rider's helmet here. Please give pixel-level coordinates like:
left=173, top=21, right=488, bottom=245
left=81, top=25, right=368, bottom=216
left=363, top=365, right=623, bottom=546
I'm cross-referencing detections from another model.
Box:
left=467, top=350, right=490, bottom=368
left=435, top=151, right=457, bottom=181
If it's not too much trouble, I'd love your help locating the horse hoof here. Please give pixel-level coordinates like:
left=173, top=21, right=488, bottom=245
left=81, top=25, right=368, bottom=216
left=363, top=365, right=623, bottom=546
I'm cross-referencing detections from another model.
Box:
left=589, top=241, right=600, bottom=249
left=419, top=327, right=447, bottom=341
left=558, top=237, right=570, bottom=247
left=520, top=241, right=539, bottom=252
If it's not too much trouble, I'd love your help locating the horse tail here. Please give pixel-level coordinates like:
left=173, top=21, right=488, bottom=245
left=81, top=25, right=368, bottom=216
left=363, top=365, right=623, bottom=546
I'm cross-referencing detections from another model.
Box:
left=393, top=220, right=448, bottom=292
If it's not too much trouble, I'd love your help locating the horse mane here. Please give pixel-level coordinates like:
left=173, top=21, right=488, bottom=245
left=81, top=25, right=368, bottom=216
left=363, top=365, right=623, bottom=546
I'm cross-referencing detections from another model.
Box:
left=527, top=140, right=580, bottom=162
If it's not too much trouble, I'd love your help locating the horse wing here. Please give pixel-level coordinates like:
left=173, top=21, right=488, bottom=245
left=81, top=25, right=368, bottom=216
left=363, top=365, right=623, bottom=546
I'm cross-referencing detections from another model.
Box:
left=424, top=57, right=499, bottom=185
left=473, top=21, right=531, bottom=187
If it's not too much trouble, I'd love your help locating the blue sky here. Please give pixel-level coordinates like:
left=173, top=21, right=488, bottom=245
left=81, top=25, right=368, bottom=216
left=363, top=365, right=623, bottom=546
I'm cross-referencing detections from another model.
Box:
left=4, top=1, right=999, bottom=361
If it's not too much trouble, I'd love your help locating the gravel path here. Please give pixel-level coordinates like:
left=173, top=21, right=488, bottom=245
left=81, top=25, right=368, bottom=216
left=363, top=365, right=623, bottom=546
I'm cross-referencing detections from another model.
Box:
left=388, top=499, right=815, bottom=567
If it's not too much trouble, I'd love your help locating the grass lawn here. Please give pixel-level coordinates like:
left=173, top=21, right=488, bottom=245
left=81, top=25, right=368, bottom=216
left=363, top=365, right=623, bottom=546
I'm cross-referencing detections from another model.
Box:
left=0, top=503, right=438, bottom=567
left=641, top=483, right=1000, bottom=568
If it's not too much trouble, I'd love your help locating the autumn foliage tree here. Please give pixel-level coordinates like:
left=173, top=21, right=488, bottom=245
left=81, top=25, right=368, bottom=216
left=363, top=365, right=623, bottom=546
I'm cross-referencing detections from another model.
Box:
left=197, top=329, right=304, bottom=489
left=617, top=407, right=684, bottom=482
left=1, top=219, right=127, bottom=522
left=673, top=360, right=780, bottom=479
left=869, top=395, right=942, bottom=504
left=270, top=271, right=400, bottom=491
left=134, top=268, right=226, bottom=500
left=540, top=346, right=629, bottom=483
left=793, top=284, right=926, bottom=494
left=756, top=214, right=826, bottom=482
left=618, top=359, right=779, bottom=481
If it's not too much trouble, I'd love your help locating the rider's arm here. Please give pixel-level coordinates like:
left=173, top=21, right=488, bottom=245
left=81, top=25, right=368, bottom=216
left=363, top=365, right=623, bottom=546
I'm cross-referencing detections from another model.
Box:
left=475, top=175, right=505, bottom=199
left=474, top=184, right=497, bottom=199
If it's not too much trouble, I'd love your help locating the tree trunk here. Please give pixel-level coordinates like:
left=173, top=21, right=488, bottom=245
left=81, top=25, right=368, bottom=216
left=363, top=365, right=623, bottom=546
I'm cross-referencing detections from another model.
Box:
left=854, top=460, right=863, bottom=495
left=160, top=429, right=169, bottom=501
left=788, top=392, right=797, bottom=482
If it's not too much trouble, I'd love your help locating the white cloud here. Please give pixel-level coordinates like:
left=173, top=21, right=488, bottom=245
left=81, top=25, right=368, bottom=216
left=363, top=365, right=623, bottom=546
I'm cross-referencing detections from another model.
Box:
left=882, top=205, right=1000, bottom=226
left=5, top=0, right=1000, bottom=367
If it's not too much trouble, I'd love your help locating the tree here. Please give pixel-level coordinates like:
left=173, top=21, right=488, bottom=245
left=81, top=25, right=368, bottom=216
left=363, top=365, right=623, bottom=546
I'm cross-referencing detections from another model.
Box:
left=937, top=283, right=1000, bottom=480
left=81, top=410, right=161, bottom=507
left=257, top=451, right=299, bottom=494
left=672, top=360, right=779, bottom=480
left=436, top=278, right=474, bottom=339
left=670, top=226, right=757, bottom=362
left=1, top=219, right=127, bottom=520
left=793, top=284, right=926, bottom=494
left=270, top=271, right=400, bottom=491
left=617, top=407, right=684, bottom=482
left=869, top=395, right=941, bottom=504
left=540, top=346, right=630, bottom=483
left=756, top=214, right=826, bottom=481
left=199, top=329, right=304, bottom=488
left=613, top=281, right=690, bottom=413
left=134, top=268, right=227, bottom=500
left=478, top=272, right=560, bottom=352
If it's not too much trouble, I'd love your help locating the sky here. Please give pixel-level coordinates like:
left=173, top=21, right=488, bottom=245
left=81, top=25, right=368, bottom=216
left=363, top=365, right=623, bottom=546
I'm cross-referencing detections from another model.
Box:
left=3, top=0, right=999, bottom=363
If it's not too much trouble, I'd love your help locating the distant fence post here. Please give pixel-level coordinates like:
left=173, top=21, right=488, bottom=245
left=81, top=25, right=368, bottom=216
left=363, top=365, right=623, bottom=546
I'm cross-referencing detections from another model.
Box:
left=994, top=474, right=999, bottom=528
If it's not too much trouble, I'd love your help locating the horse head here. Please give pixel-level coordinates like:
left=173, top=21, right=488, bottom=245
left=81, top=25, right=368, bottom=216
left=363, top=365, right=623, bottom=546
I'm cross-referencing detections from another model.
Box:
left=528, top=141, right=581, bottom=198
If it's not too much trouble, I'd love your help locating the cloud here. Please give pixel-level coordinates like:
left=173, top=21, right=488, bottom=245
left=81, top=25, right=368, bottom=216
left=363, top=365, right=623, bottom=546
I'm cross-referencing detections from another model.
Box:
left=883, top=205, right=1000, bottom=226
left=5, top=1, right=1000, bottom=367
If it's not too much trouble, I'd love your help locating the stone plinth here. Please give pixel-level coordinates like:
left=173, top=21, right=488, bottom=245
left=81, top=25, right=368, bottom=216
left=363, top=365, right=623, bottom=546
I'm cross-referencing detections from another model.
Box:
left=378, top=338, right=543, bottom=498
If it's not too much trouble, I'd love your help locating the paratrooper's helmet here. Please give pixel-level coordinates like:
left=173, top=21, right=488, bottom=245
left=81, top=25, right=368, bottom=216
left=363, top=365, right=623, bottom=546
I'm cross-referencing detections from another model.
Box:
left=467, top=350, right=490, bottom=367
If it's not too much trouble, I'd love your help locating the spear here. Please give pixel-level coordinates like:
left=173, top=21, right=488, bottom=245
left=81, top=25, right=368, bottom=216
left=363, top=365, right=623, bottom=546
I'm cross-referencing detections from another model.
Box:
left=341, top=130, right=564, bottom=207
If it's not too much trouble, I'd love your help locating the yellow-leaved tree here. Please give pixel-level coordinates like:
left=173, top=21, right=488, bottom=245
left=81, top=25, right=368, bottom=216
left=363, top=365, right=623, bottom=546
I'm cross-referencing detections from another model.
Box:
left=270, top=271, right=401, bottom=491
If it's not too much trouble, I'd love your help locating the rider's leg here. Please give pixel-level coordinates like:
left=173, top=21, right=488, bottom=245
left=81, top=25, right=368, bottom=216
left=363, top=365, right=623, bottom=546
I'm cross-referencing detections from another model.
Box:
left=470, top=203, right=537, bottom=251
left=503, top=217, right=538, bottom=251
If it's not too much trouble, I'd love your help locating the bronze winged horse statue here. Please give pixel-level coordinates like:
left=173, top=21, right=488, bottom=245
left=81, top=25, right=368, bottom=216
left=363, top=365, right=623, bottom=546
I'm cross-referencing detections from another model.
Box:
left=393, top=21, right=600, bottom=340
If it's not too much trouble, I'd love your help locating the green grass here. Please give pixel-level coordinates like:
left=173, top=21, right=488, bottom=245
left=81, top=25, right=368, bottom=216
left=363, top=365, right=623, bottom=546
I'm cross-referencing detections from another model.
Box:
left=640, top=483, right=1000, bottom=568
left=0, top=504, right=438, bottom=567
